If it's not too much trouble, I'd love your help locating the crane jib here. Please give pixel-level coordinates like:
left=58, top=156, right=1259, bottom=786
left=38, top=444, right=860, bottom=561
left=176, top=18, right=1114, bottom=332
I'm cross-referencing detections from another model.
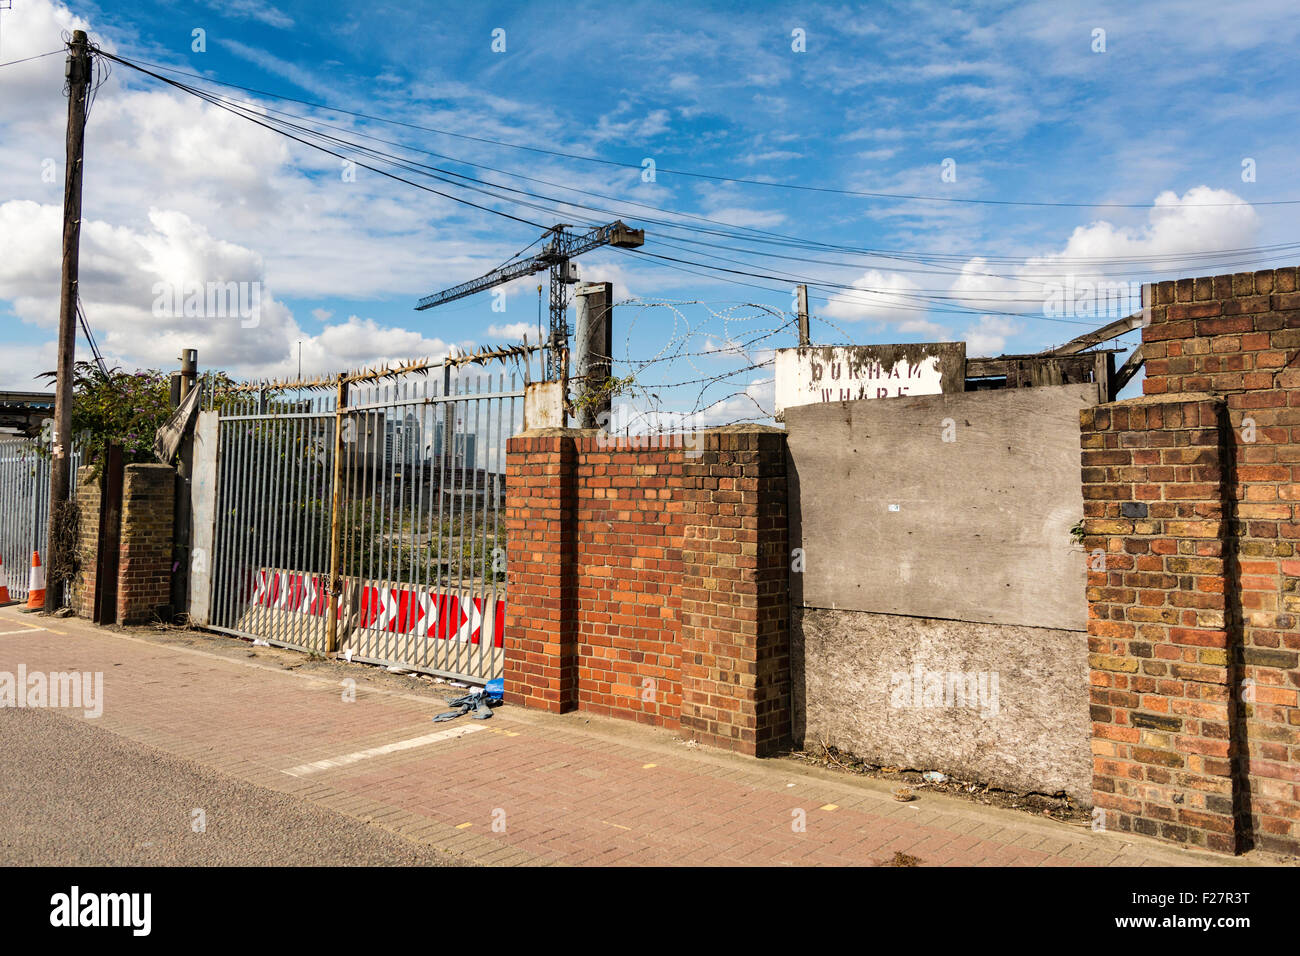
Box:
left=415, top=221, right=644, bottom=312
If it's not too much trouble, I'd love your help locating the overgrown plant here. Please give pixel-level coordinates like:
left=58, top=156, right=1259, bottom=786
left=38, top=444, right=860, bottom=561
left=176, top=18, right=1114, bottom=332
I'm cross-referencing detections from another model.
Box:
left=38, top=362, right=235, bottom=466
left=569, top=373, right=636, bottom=423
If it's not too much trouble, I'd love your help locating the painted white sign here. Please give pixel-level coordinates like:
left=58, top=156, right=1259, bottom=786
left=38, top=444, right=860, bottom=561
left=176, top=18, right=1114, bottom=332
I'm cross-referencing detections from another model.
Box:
left=775, top=346, right=948, bottom=415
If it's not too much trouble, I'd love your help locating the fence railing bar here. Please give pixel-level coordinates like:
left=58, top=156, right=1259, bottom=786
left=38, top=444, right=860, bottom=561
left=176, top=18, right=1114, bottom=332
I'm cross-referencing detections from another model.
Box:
left=206, top=359, right=521, bottom=678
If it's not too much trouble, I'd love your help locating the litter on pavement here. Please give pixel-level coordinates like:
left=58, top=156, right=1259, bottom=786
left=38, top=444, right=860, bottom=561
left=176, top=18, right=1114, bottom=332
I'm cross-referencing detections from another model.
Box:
left=432, top=689, right=499, bottom=722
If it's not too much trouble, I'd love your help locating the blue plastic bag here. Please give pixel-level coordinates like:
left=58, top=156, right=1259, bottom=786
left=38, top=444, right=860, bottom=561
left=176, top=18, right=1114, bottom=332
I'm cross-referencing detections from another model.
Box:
left=484, top=677, right=505, bottom=701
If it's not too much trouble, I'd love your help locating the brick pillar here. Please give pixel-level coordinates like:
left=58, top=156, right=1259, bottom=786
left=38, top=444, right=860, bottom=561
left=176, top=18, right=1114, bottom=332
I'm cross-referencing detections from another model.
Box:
left=1081, top=395, right=1243, bottom=852
left=1139, top=268, right=1300, bottom=854
left=679, top=428, right=791, bottom=756
left=117, top=463, right=175, bottom=625
left=503, top=431, right=577, bottom=712
left=73, top=464, right=100, bottom=619
left=503, top=426, right=792, bottom=756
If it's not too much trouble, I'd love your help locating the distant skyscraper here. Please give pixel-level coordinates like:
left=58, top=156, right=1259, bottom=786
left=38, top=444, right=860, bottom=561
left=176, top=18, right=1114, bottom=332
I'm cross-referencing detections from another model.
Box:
left=385, top=412, right=423, bottom=465
left=430, top=429, right=476, bottom=468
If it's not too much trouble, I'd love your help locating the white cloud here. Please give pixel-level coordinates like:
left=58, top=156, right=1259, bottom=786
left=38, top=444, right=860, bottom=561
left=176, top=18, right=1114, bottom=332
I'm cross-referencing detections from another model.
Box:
left=486, top=322, right=534, bottom=340
left=0, top=198, right=462, bottom=388
left=593, top=105, right=672, bottom=143
left=739, top=150, right=803, bottom=165
left=897, top=318, right=951, bottom=340
left=820, top=269, right=923, bottom=324
left=202, top=0, right=294, bottom=29
left=692, top=376, right=774, bottom=426
left=0, top=342, right=58, bottom=392
left=963, top=315, right=1019, bottom=356
left=1025, top=186, right=1259, bottom=269
left=219, top=39, right=337, bottom=98
left=948, top=186, right=1263, bottom=319
left=302, top=316, right=452, bottom=375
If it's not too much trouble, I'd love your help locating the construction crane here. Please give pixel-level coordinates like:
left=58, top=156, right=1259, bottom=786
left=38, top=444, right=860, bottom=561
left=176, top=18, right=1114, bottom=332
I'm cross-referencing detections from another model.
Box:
left=416, top=220, right=645, bottom=381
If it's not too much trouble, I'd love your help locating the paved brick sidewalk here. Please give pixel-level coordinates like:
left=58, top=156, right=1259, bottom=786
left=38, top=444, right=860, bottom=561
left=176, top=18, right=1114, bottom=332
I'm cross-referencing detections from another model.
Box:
left=0, top=607, right=1269, bottom=867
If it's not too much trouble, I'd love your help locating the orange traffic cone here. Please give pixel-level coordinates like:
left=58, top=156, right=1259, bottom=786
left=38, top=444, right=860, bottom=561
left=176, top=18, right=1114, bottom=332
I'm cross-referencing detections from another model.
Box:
left=0, top=553, right=11, bottom=605
left=24, top=551, right=45, bottom=611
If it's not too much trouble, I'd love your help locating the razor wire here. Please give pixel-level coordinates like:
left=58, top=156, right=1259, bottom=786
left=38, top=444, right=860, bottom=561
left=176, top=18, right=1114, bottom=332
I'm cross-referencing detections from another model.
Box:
left=605, top=299, right=848, bottom=431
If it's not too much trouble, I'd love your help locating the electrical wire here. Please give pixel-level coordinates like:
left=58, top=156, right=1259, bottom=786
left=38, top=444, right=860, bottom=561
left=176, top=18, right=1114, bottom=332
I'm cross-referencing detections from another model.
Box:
left=96, top=63, right=1268, bottom=328
left=0, top=48, right=62, bottom=68
left=97, top=50, right=550, bottom=232
left=93, top=48, right=1291, bottom=345
left=93, top=52, right=1300, bottom=208
left=76, top=297, right=110, bottom=377
left=107, top=65, right=1300, bottom=282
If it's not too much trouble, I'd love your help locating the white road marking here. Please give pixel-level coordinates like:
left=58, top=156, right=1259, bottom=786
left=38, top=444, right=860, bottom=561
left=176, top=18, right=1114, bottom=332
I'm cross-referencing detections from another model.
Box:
left=282, top=724, right=486, bottom=777
left=0, top=627, right=46, bottom=636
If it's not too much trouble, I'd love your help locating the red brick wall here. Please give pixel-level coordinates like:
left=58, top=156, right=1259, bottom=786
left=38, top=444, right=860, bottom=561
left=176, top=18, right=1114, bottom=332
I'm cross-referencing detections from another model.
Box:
left=1081, top=397, right=1241, bottom=851
left=503, top=432, right=576, bottom=712
left=574, top=438, right=683, bottom=726
left=73, top=465, right=101, bottom=619
left=116, top=463, right=175, bottom=625
left=679, top=430, right=791, bottom=754
left=504, top=427, right=791, bottom=756
left=1082, top=266, right=1300, bottom=854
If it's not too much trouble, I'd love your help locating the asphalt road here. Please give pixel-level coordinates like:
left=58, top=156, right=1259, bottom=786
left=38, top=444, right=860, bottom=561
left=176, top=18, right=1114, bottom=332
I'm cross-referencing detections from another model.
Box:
left=0, top=708, right=459, bottom=866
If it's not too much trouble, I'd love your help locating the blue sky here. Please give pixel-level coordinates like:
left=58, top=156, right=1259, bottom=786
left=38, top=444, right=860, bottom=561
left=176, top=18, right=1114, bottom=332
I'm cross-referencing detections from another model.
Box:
left=1, top=0, right=1297, bottom=420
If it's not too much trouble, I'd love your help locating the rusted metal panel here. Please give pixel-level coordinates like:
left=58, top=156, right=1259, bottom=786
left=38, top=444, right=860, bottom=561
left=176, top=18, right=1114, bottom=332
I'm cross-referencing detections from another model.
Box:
left=524, top=381, right=565, bottom=429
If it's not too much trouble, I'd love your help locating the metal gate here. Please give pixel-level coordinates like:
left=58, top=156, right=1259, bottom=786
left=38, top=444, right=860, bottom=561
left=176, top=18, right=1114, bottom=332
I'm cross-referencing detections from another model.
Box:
left=206, top=354, right=530, bottom=683
left=0, top=435, right=84, bottom=604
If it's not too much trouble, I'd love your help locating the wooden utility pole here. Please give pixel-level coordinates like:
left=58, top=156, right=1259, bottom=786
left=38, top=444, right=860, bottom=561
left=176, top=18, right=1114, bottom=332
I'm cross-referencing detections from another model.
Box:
left=45, top=30, right=91, bottom=612
left=573, top=281, right=613, bottom=428
left=796, top=284, right=810, bottom=347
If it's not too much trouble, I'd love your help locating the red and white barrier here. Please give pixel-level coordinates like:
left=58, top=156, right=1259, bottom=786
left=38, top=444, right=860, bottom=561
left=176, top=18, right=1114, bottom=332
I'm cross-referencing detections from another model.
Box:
left=245, top=568, right=504, bottom=647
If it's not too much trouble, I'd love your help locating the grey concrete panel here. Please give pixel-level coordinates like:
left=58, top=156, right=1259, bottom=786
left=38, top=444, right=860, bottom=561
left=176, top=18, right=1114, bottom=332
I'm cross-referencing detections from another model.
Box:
left=792, top=606, right=1092, bottom=801
left=787, top=383, right=1095, bottom=630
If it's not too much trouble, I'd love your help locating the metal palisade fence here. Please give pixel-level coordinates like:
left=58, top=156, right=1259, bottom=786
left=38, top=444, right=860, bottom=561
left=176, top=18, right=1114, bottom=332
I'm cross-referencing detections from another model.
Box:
left=203, top=349, right=534, bottom=683
left=0, top=435, right=84, bottom=604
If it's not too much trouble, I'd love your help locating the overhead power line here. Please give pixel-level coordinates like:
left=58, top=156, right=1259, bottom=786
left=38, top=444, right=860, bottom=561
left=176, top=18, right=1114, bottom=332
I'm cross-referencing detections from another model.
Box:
left=97, top=48, right=1299, bottom=332
left=96, top=52, right=1300, bottom=209
left=97, top=51, right=1300, bottom=315
left=0, top=48, right=63, bottom=68
left=134, top=75, right=1300, bottom=283
left=98, top=50, right=549, bottom=232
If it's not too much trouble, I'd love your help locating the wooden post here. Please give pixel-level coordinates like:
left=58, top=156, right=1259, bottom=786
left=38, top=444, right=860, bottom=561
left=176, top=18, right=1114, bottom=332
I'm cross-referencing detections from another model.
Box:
left=796, top=284, right=810, bottom=347
left=170, top=348, right=199, bottom=619
left=45, top=30, right=92, bottom=613
left=325, top=374, right=347, bottom=654
left=179, top=348, right=198, bottom=401
left=573, top=281, right=613, bottom=428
